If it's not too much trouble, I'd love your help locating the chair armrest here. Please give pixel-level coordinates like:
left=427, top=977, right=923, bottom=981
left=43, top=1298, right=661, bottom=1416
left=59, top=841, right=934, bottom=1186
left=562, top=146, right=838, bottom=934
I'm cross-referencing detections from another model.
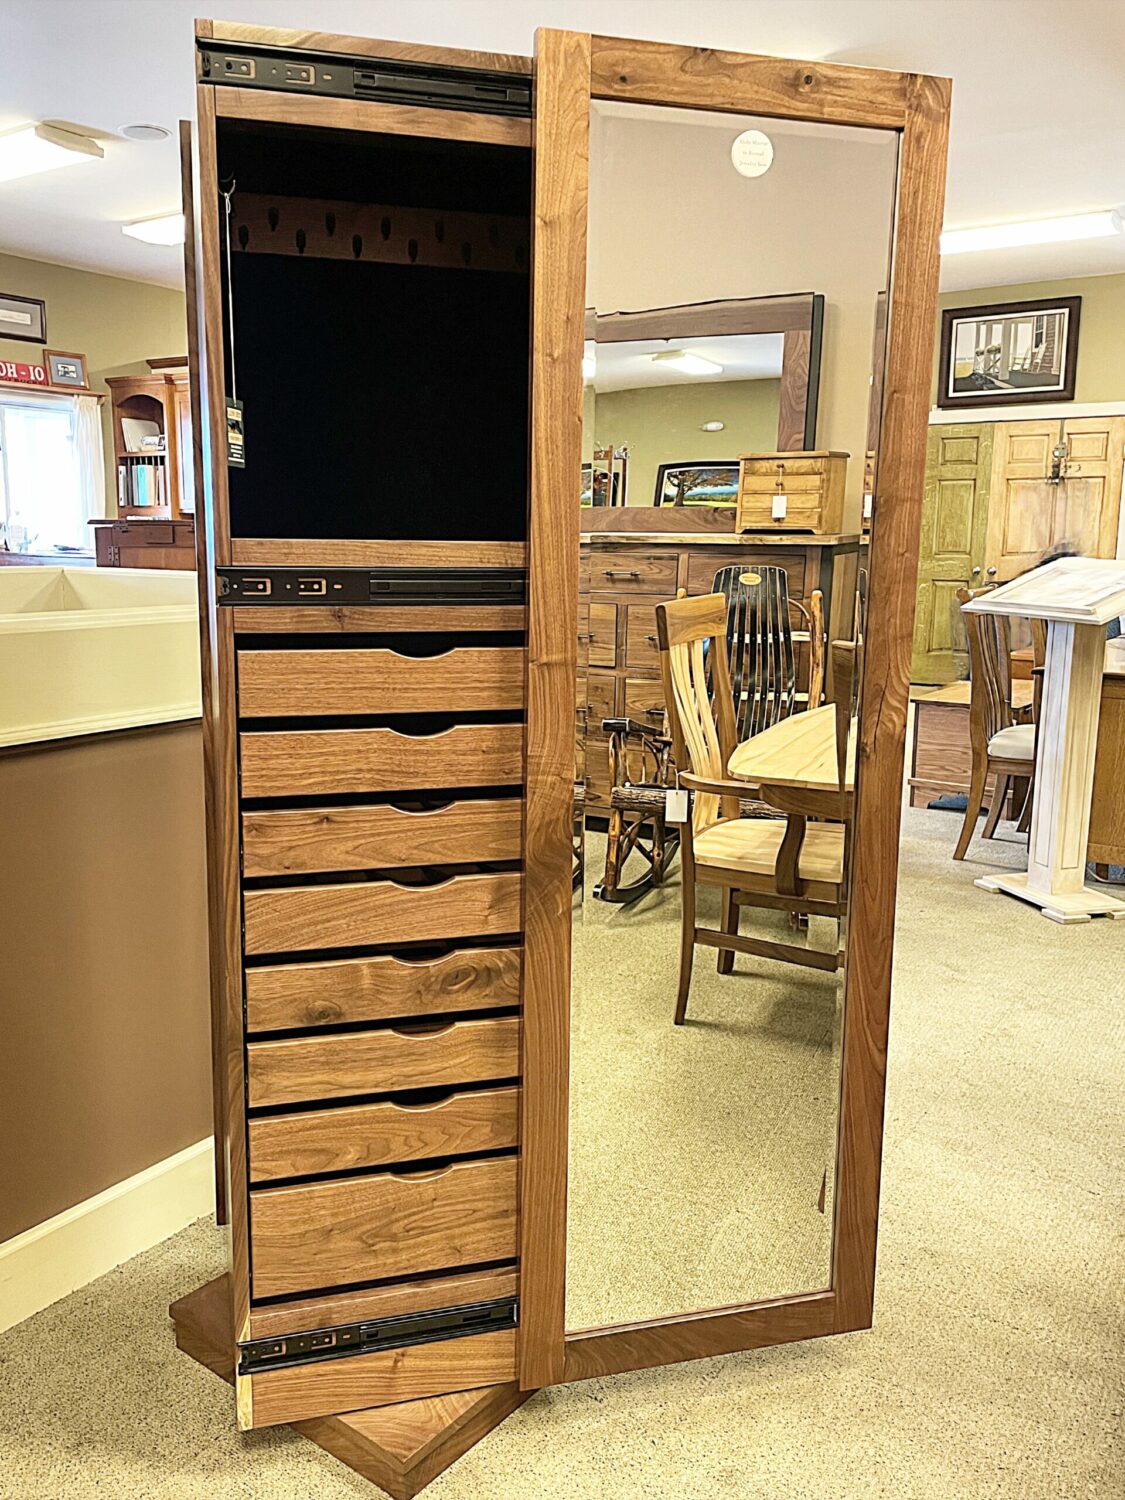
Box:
left=758, top=781, right=854, bottom=821
left=679, top=770, right=758, bottom=800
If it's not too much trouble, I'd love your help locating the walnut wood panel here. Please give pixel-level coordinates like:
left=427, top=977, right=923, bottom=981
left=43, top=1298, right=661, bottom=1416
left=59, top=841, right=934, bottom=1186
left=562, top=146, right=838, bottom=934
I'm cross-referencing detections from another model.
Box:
left=243, top=871, right=523, bottom=955
left=624, top=604, right=661, bottom=670
left=230, top=538, right=527, bottom=567
left=778, top=327, right=812, bottom=450
left=249, top=1085, right=520, bottom=1182
left=248, top=1266, right=518, bottom=1339
left=244, top=1328, right=517, bottom=1429
left=204, top=19, right=532, bottom=74
left=623, top=676, right=666, bottom=726
left=247, top=1015, right=521, bottom=1108
left=588, top=36, right=911, bottom=128
left=587, top=602, right=617, bottom=666
left=231, top=604, right=527, bottom=634
left=1088, top=674, right=1125, bottom=867
left=214, top=88, right=532, bottom=150
left=244, top=946, right=521, bottom=1033
left=231, top=194, right=529, bottom=274
left=239, top=724, right=524, bottom=798
left=683, top=546, right=806, bottom=597
left=237, top=648, right=526, bottom=718
left=588, top=548, right=679, bottom=594
left=250, top=1156, right=518, bottom=1298
left=592, top=293, right=816, bottom=341
left=520, top=25, right=590, bottom=1391
left=242, top=798, right=523, bottom=876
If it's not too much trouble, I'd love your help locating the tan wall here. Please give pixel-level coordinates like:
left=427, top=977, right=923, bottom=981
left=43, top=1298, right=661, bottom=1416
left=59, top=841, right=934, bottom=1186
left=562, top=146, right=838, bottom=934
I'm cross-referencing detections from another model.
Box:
left=935, top=273, right=1125, bottom=405
left=0, top=722, right=211, bottom=1241
left=592, top=377, right=779, bottom=508
left=0, top=253, right=187, bottom=520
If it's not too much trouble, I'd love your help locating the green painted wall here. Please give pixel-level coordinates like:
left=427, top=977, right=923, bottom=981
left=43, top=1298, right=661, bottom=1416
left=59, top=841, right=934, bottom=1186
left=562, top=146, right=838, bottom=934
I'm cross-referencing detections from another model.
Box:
left=592, top=377, right=780, bottom=509
left=0, top=253, right=187, bottom=522
left=934, top=273, right=1125, bottom=405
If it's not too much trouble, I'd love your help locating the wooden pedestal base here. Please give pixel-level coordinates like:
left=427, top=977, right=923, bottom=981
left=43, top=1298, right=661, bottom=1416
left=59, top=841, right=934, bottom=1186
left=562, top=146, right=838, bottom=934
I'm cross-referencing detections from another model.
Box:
left=975, top=871, right=1125, bottom=924
left=170, top=1277, right=531, bottom=1499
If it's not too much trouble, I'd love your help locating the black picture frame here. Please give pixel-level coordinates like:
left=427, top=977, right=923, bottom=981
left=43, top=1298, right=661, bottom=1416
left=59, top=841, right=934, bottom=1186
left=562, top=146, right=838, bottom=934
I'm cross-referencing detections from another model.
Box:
left=653, top=460, right=739, bottom=507
left=0, top=293, right=47, bottom=345
left=936, top=296, right=1081, bottom=409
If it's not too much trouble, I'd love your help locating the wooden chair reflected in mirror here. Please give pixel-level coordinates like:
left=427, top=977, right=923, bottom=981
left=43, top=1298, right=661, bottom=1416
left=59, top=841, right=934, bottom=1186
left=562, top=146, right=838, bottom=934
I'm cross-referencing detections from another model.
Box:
left=655, top=592, right=855, bottom=1024
left=952, top=585, right=1037, bottom=860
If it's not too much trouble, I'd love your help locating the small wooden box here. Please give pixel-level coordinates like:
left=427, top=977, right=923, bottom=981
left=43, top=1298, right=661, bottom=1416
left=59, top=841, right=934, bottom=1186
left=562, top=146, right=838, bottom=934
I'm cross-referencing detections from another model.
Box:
left=736, top=451, right=849, bottom=535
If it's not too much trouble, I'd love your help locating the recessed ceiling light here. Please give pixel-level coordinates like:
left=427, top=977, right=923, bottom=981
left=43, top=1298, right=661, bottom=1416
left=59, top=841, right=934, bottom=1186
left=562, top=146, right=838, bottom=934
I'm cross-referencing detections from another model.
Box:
left=652, top=350, right=724, bottom=378
left=0, top=123, right=102, bottom=185
left=700, top=420, right=725, bottom=432
left=120, top=124, right=171, bottom=142
left=122, top=212, right=186, bottom=246
left=941, top=210, right=1123, bottom=255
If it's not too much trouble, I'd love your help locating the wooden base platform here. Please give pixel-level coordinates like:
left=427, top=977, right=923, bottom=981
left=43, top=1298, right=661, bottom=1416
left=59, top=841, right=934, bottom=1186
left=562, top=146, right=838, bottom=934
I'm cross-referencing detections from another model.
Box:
left=975, top=871, right=1125, bottom=924
left=170, top=1276, right=531, bottom=1499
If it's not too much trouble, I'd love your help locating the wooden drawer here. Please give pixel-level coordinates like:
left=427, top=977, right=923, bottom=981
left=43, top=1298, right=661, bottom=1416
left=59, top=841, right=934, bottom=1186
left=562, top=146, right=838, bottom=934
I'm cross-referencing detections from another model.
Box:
left=739, top=471, right=826, bottom=495
left=173, top=522, right=196, bottom=546
left=740, top=456, right=829, bottom=479
left=249, top=1084, right=520, bottom=1182
left=117, top=521, right=175, bottom=544
left=736, top=494, right=823, bottom=531
left=684, top=548, right=807, bottom=598
left=239, top=723, right=523, bottom=798
left=624, top=603, right=660, bottom=669
left=250, top=1156, right=518, bottom=1298
left=623, top=676, right=666, bottom=728
left=242, top=798, right=523, bottom=877
left=247, top=1015, right=521, bottom=1107
left=237, top=647, right=525, bottom=718
left=243, top=870, right=522, bottom=955
left=588, top=602, right=617, bottom=667
left=245, top=946, right=521, bottom=1033
left=582, top=668, right=617, bottom=726
left=588, top=548, right=678, bottom=595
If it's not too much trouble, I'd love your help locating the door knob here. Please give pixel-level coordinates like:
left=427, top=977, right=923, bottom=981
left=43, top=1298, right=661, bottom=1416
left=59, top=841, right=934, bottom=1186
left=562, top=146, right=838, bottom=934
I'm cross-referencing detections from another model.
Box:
left=986, top=566, right=997, bottom=577
left=971, top=566, right=981, bottom=576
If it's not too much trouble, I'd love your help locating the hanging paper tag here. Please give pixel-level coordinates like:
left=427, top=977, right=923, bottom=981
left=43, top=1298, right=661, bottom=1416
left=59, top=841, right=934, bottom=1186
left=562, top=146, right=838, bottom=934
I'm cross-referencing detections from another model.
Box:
left=771, top=493, right=788, bottom=521
left=863, top=493, right=873, bottom=520
left=226, top=399, right=245, bottom=468
left=665, top=787, right=689, bottom=824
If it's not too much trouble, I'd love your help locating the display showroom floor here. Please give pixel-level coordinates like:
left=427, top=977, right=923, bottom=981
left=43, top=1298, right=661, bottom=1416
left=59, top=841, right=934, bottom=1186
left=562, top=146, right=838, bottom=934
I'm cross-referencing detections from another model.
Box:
left=2, top=805, right=1122, bottom=1500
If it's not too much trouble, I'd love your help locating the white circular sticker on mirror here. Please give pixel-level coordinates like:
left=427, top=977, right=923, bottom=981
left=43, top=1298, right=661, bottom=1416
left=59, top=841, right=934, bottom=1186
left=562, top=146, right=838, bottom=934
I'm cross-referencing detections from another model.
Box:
left=730, top=129, right=774, bottom=178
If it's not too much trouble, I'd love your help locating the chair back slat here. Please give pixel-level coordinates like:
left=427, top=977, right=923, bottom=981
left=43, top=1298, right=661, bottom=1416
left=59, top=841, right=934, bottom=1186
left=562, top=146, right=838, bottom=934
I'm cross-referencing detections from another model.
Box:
left=957, top=585, right=1014, bottom=751
left=656, top=592, right=736, bottom=832
left=711, top=564, right=800, bottom=738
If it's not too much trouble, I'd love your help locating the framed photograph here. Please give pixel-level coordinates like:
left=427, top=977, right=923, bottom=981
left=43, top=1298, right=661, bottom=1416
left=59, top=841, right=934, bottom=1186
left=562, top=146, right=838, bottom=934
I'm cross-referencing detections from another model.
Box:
left=44, top=349, right=89, bottom=389
left=580, top=462, right=620, bottom=507
left=937, top=297, right=1080, bottom=409
left=0, top=292, right=47, bottom=344
left=653, top=460, right=739, bottom=507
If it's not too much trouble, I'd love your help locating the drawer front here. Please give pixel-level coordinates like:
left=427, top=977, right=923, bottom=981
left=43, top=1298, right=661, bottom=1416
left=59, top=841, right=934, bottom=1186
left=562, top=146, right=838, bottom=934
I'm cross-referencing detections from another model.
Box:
left=589, top=549, right=678, bottom=595
left=250, top=1156, right=518, bottom=1298
left=739, top=471, right=825, bottom=496
left=249, top=1084, right=520, bottom=1182
left=237, top=647, right=525, bottom=718
left=685, top=548, right=807, bottom=598
left=737, top=495, right=823, bottom=532
left=242, top=798, right=523, bottom=877
left=243, top=870, right=522, bottom=955
left=245, top=946, right=522, bottom=1033
left=623, top=676, right=666, bottom=728
left=247, top=1015, right=521, bottom=1107
left=740, top=456, right=827, bottom=479
left=584, top=733, right=613, bottom=806
left=239, top=723, right=524, bottom=798
left=588, top=602, right=618, bottom=667
left=583, top=668, right=617, bottom=726
left=624, top=603, right=660, bottom=669
left=118, top=521, right=175, bottom=544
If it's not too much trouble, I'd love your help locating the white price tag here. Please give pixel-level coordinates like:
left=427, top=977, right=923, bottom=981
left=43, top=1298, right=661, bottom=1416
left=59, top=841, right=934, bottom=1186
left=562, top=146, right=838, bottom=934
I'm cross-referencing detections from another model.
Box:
left=772, top=493, right=788, bottom=521
left=863, top=493, right=873, bottom=520
left=665, top=787, right=689, bottom=824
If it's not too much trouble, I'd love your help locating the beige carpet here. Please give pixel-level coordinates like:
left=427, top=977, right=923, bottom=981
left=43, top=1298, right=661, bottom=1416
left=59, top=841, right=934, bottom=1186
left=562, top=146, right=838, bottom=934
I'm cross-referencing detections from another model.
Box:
left=1, top=805, right=1122, bottom=1499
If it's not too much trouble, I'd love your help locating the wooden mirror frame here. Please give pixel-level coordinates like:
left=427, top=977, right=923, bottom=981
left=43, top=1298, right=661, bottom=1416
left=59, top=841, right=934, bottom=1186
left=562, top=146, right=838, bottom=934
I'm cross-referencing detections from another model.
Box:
left=521, top=31, right=950, bottom=1391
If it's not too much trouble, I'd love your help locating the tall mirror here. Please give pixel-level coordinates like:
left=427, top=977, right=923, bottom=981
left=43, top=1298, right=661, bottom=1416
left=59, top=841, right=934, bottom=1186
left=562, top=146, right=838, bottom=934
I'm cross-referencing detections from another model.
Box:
left=568, top=102, right=900, bottom=1331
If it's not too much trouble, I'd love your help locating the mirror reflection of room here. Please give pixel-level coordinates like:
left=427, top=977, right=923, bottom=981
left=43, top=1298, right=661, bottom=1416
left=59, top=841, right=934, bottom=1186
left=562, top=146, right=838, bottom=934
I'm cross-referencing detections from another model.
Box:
left=567, top=103, right=898, bottom=1332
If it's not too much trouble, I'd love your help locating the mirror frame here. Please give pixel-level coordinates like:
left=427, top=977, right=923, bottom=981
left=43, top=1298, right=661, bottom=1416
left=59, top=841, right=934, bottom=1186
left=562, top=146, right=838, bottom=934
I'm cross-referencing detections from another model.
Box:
left=521, top=29, right=950, bottom=1391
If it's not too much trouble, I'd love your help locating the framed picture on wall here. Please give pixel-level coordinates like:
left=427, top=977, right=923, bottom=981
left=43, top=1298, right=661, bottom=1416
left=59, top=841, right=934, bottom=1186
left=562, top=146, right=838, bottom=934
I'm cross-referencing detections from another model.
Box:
left=44, top=349, right=89, bottom=389
left=0, top=292, right=47, bottom=344
left=937, top=297, right=1081, bottom=409
left=580, top=462, right=620, bottom=507
left=654, top=460, right=739, bottom=506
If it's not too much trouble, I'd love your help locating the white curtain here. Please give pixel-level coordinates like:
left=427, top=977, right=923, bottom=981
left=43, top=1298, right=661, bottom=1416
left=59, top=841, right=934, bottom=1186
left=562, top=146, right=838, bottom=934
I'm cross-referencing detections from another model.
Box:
left=73, top=394, right=106, bottom=531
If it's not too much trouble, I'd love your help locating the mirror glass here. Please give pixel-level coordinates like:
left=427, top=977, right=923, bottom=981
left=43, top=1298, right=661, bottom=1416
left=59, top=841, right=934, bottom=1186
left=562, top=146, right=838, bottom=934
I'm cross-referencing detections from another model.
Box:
left=568, top=101, right=900, bottom=1331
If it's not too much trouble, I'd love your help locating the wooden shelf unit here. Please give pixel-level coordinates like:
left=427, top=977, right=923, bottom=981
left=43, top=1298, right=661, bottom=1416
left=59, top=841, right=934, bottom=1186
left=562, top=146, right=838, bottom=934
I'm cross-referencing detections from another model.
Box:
left=106, top=362, right=193, bottom=521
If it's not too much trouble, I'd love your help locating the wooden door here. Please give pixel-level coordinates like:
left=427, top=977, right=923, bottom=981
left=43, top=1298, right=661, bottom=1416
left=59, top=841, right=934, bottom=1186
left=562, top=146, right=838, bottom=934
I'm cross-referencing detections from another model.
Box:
left=911, top=424, right=992, bottom=682
left=1057, top=416, right=1124, bottom=558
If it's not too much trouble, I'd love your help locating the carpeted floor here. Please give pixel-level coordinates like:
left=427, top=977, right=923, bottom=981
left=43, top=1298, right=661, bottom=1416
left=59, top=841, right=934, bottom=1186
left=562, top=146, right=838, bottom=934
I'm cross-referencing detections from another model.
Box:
left=1, top=804, right=1122, bottom=1499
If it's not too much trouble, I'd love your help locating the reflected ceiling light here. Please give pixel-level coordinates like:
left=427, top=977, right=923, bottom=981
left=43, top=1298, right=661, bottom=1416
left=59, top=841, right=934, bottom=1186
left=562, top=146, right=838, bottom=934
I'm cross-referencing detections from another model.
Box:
left=582, top=351, right=596, bottom=381
left=700, top=420, right=725, bottom=432
left=122, top=211, right=186, bottom=246
left=941, top=210, right=1123, bottom=255
left=652, top=350, right=724, bottom=377
left=0, top=122, right=103, bottom=184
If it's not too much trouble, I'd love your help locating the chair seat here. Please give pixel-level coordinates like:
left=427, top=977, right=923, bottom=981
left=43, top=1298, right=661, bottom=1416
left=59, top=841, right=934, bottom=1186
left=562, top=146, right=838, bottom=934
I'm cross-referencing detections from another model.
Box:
left=987, top=723, right=1035, bottom=760
left=694, top=816, right=845, bottom=887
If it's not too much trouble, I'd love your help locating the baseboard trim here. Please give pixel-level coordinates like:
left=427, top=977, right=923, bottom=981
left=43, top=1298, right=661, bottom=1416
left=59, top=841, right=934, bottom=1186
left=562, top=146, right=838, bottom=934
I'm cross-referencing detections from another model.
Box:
left=0, top=1137, right=215, bottom=1335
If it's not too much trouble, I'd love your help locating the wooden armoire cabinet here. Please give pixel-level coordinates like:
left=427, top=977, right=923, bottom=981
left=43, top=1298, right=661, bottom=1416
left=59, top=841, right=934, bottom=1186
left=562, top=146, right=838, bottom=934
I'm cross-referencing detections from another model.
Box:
left=176, top=21, right=949, bottom=1497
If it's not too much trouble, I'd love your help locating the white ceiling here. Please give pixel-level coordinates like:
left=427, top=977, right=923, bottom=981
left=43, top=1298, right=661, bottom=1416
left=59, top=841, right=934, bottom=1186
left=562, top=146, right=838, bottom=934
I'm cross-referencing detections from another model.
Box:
left=1, top=0, right=1124, bottom=293
left=590, top=334, right=785, bottom=392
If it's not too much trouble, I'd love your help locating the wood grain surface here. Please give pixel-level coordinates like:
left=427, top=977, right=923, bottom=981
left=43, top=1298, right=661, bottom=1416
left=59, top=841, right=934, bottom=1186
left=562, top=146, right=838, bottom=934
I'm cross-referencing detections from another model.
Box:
left=230, top=538, right=527, bottom=568
left=247, top=1264, right=518, bottom=1339
left=237, top=647, right=526, bottom=717
left=230, top=603, right=527, bottom=634
left=205, top=19, right=531, bottom=73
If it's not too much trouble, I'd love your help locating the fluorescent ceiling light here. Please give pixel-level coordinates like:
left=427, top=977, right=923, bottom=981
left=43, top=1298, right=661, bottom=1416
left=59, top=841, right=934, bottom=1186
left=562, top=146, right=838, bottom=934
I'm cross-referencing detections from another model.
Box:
left=941, top=210, right=1123, bottom=255
left=122, top=212, right=186, bottom=246
left=0, top=122, right=102, bottom=184
left=652, top=350, right=724, bottom=377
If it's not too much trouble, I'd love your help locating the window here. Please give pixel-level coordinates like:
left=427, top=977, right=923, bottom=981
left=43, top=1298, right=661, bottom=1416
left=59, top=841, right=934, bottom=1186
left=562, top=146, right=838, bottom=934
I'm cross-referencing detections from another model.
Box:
left=0, top=394, right=85, bottom=552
